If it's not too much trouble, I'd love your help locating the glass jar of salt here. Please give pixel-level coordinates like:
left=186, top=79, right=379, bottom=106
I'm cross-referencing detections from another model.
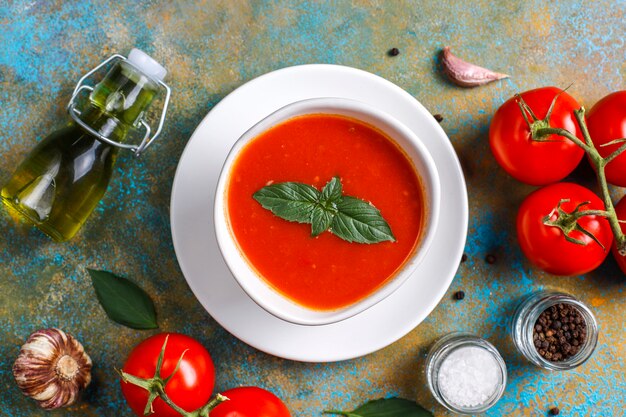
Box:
left=426, top=333, right=507, bottom=414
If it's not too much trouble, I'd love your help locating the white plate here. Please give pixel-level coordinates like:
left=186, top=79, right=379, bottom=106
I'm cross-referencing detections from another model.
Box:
left=170, top=64, right=468, bottom=362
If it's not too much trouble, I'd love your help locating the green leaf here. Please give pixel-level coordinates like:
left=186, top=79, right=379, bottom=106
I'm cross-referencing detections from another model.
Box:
left=88, top=269, right=158, bottom=330
left=311, top=206, right=334, bottom=237
left=253, top=177, right=395, bottom=244
left=331, top=196, right=396, bottom=244
left=321, top=176, right=343, bottom=204
left=324, top=398, right=433, bottom=417
left=253, top=182, right=320, bottom=223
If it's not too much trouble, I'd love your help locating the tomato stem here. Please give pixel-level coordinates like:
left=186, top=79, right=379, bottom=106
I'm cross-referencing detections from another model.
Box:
left=604, top=140, right=626, bottom=164
left=517, top=88, right=580, bottom=144
left=573, top=107, right=626, bottom=255
left=542, top=199, right=608, bottom=250
left=119, top=337, right=228, bottom=417
left=525, top=91, right=626, bottom=255
left=533, top=126, right=588, bottom=150
left=515, top=94, right=538, bottom=126
left=193, top=394, right=230, bottom=417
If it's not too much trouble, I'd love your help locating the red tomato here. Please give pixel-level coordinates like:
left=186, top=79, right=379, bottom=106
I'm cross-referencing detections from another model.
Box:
left=517, top=182, right=612, bottom=275
left=121, top=333, right=215, bottom=417
left=612, top=195, right=626, bottom=274
left=490, top=87, right=585, bottom=185
left=210, top=387, right=291, bottom=417
left=587, top=91, right=626, bottom=186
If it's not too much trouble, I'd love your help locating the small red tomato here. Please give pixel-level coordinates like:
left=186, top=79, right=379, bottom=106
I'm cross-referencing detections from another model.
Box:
left=586, top=91, right=626, bottom=187
left=612, top=195, right=626, bottom=274
left=517, top=182, right=613, bottom=275
left=490, top=87, right=585, bottom=185
left=210, top=387, right=291, bottom=417
left=121, top=333, right=215, bottom=417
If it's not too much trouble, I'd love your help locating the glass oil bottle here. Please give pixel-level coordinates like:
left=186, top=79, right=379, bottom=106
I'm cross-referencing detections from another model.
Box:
left=1, top=49, right=171, bottom=241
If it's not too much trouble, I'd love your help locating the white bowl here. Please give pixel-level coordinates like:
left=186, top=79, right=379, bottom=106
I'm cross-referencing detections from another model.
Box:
left=214, top=97, right=440, bottom=326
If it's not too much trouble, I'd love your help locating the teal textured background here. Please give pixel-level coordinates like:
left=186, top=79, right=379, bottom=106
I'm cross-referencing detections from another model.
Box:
left=0, top=1, right=624, bottom=416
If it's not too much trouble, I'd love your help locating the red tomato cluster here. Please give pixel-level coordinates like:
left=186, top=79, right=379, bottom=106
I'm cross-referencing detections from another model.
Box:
left=490, top=88, right=626, bottom=275
left=121, top=333, right=291, bottom=417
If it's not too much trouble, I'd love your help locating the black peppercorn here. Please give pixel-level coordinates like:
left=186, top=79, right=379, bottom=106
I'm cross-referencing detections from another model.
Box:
left=533, top=303, right=587, bottom=362
left=388, top=47, right=400, bottom=56
left=549, top=406, right=560, bottom=415
left=433, top=113, right=444, bottom=123
left=454, top=290, right=465, bottom=300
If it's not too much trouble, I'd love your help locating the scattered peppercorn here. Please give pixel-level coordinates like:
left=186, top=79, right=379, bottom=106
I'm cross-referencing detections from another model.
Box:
left=454, top=291, right=465, bottom=300
left=549, top=406, right=560, bottom=415
left=433, top=113, right=444, bottom=122
left=485, top=254, right=496, bottom=264
left=388, top=47, right=400, bottom=56
left=461, top=253, right=467, bottom=262
left=533, top=303, right=586, bottom=362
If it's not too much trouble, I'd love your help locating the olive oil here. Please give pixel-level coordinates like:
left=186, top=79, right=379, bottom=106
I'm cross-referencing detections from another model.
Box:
left=1, top=50, right=166, bottom=241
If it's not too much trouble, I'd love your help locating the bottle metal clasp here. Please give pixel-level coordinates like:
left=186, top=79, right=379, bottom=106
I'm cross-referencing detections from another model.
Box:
left=66, top=54, right=171, bottom=157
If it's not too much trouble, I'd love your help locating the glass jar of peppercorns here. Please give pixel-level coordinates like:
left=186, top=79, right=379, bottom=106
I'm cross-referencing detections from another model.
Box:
left=511, top=291, right=598, bottom=370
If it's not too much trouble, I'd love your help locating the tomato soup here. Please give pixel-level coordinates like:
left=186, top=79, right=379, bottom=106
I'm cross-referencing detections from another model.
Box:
left=226, top=114, right=424, bottom=310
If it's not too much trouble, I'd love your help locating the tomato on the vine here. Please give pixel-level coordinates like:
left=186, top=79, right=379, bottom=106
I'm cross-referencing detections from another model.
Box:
left=517, top=182, right=613, bottom=275
left=587, top=91, right=626, bottom=187
left=612, top=195, right=626, bottom=274
left=121, top=333, right=215, bottom=417
left=489, top=87, right=585, bottom=186
left=210, top=387, right=291, bottom=417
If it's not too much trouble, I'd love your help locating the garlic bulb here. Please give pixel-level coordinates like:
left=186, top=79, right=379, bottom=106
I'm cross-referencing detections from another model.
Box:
left=13, top=328, right=92, bottom=410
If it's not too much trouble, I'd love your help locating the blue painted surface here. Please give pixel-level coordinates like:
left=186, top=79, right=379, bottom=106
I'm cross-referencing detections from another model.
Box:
left=0, top=1, right=624, bottom=416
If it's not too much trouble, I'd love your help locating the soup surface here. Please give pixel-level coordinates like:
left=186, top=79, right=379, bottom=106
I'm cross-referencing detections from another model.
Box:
left=227, top=114, right=424, bottom=310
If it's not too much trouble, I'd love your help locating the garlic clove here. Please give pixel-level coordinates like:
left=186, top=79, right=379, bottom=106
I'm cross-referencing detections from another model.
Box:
left=13, top=328, right=92, bottom=410
left=441, top=46, right=509, bottom=87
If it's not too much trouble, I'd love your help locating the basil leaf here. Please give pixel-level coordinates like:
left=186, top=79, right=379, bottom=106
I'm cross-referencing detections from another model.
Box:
left=253, top=182, right=320, bottom=223
left=309, top=177, right=344, bottom=237
left=253, top=177, right=395, bottom=244
left=311, top=206, right=334, bottom=237
left=331, top=196, right=396, bottom=244
left=321, top=176, right=343, bottom=204
left=324, top=398, right=433, bottom=417
left=88, top=269, right=158, bottom=330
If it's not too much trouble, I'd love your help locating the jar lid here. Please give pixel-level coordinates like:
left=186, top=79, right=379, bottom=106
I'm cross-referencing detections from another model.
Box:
left=127, top=48, right=167, bottom=82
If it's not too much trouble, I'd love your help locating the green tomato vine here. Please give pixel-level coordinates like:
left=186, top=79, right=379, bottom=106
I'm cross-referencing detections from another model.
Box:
left=517, top=90, right=626, bottom=255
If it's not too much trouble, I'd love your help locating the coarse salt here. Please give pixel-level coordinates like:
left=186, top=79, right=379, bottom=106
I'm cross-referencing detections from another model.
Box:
left=437, top=346, right=501, bottom=408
